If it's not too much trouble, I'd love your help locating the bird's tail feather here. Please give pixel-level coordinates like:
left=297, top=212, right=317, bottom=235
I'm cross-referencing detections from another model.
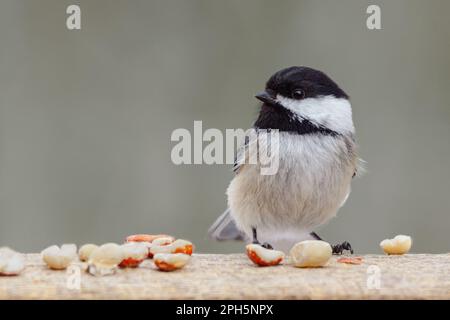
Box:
left=208, top=208, right=246, bottom=241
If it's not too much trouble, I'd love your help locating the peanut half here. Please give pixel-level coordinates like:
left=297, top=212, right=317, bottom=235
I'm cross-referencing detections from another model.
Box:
left=145, top=237, right=174, bottom=258
left=149, top=239, right=194, bottom=257
left=0, top=247, right=25, bottom=276
left=119, top=242, right=149, bottom=268
left=289, top=240, right=332, bottom=268
left=41, top=244, right=77, bottom=270
left=78, top=244, right=99, bottom=262
left=246, top=244, right=285, bottom=267
left=87, top=243, right=124, bottom=276
left=126, top=234, right=175, bottom=243
left=380, top=235, right=412, bottom=255
left=153, top=253, right=190, bottom=271
left=151, top=237, right=174, bottom=246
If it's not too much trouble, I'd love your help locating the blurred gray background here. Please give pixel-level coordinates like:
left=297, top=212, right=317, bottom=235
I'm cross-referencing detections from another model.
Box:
left=1, top=0, right=449, bottom=254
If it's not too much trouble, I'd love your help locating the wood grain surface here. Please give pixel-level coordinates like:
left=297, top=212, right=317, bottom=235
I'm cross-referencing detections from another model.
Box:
left=1, top=253, right=449, bottom=299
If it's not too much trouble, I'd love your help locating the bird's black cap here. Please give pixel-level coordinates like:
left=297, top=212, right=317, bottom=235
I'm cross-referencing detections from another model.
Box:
left=263, top=66, right=348, bottom=100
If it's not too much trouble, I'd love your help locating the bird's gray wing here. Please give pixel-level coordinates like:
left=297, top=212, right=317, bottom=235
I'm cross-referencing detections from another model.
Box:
left=209, top=131, right=257, bottom=241
left=232, top=134, right=251, bottom=174
left=208, top=208, right=247, bottom=241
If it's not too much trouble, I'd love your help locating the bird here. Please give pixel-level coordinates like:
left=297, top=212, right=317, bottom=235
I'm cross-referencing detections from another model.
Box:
left=208, top=66, right=359, bottom=254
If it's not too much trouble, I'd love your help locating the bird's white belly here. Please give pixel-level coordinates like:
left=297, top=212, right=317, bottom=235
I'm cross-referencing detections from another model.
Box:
left=227, top=133, right=356, bottom=248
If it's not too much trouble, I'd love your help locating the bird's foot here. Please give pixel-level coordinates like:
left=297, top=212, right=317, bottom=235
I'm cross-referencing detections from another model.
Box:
left=252, top=240, right=273, bottom=250
left=262, top=242, right=273, bottom=250
left=332, top=241, right=353, bottom=255
left=251, top=227, right=273, bottom=249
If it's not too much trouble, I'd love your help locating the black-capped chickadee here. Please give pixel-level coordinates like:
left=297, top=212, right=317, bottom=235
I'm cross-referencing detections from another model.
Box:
left=209, top=66, right=359, bottom=254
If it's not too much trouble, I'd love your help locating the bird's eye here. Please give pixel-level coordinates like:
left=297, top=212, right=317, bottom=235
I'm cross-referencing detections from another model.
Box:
left=292, top=89, right=305, bottom=99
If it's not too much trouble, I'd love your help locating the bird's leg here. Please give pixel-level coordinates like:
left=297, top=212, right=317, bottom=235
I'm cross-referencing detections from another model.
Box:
left=252, top=227, right=273, bottom=250
left=309, top=232, right=354, bottom=255
left=252, top=227, right=259, bottom=244
left=310, top=232, right=323, bottom=240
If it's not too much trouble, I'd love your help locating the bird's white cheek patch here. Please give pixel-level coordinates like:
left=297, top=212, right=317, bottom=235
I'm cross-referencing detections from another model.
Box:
left=276, top=95, right=354, bottom=134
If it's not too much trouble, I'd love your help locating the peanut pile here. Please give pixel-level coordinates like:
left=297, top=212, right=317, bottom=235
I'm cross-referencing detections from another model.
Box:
left=0, top=234, right=194, bottom=277
left=0, top=233, right=414, bottom=276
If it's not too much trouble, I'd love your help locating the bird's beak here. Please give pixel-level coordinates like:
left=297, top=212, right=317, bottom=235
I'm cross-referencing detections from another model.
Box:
left=255, top=91, right=278, bottom=105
